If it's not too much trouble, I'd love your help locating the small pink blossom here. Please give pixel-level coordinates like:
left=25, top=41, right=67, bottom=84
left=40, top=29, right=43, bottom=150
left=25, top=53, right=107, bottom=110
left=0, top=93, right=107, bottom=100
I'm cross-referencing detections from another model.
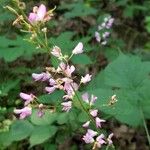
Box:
left=87, top=129, right=98, bottom=137
left=95, top=32, right=101, bottom=42
left=45, top=86, right=56, bottom=94
left=14, top=107, right=32, bottom=119
left=95, top=117, right=106, bottom=128
left=82, top=134, right=95, bottom=144
left=102, top=32, right=110, bottom=38
left=101, top=40, right=107, bottom=45
left=63, top=78, right=78, bottom=97
left=90, top=95, right=97, bottom=105
left=65, top=65, right=75, bottom=77
left=57, top=62, right=66, bottom=72
left=72, top=42, right=83, bottom=54
left=82, top=92, right=89, bottom=103
left=61, top=101, right=72, bottom=112
left=106, top=18, right=114, bottom=29
left=96, top=134, right=106, bottom=148
left=20, top=92, right=35, bottom=105
left=81, top=74, right=92, bottom=84
left=32, top=72, right=51, bottom=81
left=82, top=121, right=90, bottom=128
left=28, top=4, right=50, bottom=24
left=90, top=109, right=98, bottom=117
left=82, top=129, right=97, bottom=144
left=82, top=93, right=97, bottom=106
left=107, top=133, right=113, bottom=145
left=49, top=78, right=56, bottom=86
left=51, top=46, right=62, bottom=58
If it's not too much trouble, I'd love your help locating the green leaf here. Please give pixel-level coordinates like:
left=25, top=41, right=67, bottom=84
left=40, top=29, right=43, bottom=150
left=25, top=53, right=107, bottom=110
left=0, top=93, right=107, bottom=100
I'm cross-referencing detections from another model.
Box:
left=30, top=125, right=57, bottom=147
left=104, top=54, right=150, bottom=90
left=9, top=120, right=33, bottom=141
left=30, top=110, right=57, bottom=126
left=38, top=91, right=64, bottom=104
left=71, top=54, right=93, bottom=65
left=0, top=36, right=39, bottom=62
left=0, top=79, right=20, bottom=97
left=57, top=113, right=69, bottom=124
left=0, top=131, right=12, bottom=148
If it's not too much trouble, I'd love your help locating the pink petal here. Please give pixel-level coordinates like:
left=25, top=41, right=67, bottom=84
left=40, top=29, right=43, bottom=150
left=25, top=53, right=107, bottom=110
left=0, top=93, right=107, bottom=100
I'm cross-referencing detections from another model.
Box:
left=82, top=121, right=90, bottom=128
left=45, top=87, right=56, bottom=94
left=72, top=42, right=83, bottom=54
left=90, top=109, right=98, bottom=117
left=20, top=92, right=32, bottom=101
left=82, top=92, right=89, bottom=103
left=37, top=4, right=46, bottom=21
left=28, top=13, right=37, bottom=23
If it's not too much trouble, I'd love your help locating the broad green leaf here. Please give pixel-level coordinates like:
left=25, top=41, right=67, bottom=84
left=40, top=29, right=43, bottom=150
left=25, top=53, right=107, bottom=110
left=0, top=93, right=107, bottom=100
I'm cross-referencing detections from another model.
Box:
left=104, top=54, right=150, bottom=89
left=57, top=113, right=69, bottom=124
left=9, top=120, right=33, bottom=141
left=71, top=54, right=93, bottom=65
left=29, top=125, right=57, bottom=146
left=0, top=36, right=40, bottom=62
left=31, top=110, right=57, bottom=126
left=0, top=131, right=12, bottom=148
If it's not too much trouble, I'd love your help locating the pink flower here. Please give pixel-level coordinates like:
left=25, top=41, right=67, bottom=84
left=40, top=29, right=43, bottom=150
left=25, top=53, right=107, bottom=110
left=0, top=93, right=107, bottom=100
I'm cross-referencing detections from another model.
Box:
left=65, top=65, right=75, bottom=77
left=107, top=133, right=113, bottom=145
left=101, top=40, right=107, bottom=45
left=82, top=129, right=97, bottom=144
left=90, top=109, right=98, bottom=117
left=82, top=93, right=97, bottom=106
left=14, top=107, right=32, bottom=119
left=90, top=94, right=97, bottom=105
left=95, top=117, right=106, bottom=128
left=51, top=46, right=62, bottom=58
left=61, top=101, right=72, bottom=112
left=87, top=129, right=98, bottom=137
left=82, top=92, right=89, bottom=103
left=57, top=62, right=66, bottom=72
left=45, top=86, right=56, bottom=94
left=102, top=32, right=110, bottom=38
left=72, top=42, right=83, bottom=54
left=82, top=134, right=95, bottom=144
left=28, top=4, right=51, bottom=24
left=49, top=78, right=56, bottom=86
left=95, top=32, right=101, bottom=42
left=32, top=72, right=51, bottom=81
left=81, top=74, right=92, bottom=84
left=106, top=18, right=114, bottom=29
left=82, top=121, right=90, bottom=128
left=20, top=92, right=35, bottom=105
left=62, top=78, right=78, bottom=98
left=96, top=134, right=106, bottom=148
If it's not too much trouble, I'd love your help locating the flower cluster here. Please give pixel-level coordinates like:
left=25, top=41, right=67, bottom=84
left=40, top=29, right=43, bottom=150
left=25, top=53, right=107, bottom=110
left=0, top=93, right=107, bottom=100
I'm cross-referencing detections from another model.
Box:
left=95, top=16, right=114, bottom=45
left=81, top=93, right=114, bottom=149
left=14, top=42, right=92, bottom=117
left=83, top=129, right=113, bottom=149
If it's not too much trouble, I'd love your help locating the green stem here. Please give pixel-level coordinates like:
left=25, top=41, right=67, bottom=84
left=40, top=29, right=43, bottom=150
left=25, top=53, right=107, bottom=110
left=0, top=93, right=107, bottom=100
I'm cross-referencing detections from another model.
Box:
left=140, top=106, right=150, bottom=147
